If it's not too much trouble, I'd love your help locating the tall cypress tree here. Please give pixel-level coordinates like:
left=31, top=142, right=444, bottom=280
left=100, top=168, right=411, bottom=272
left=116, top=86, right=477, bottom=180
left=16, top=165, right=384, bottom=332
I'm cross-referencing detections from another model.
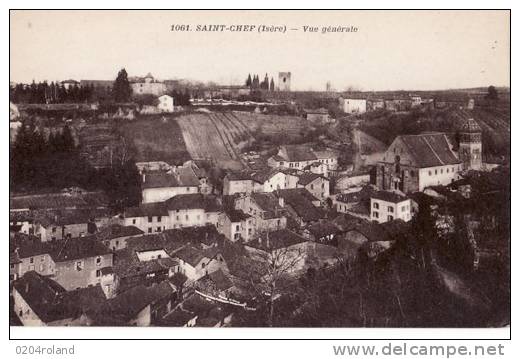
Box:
left=112, top=68, right=132, bottom=102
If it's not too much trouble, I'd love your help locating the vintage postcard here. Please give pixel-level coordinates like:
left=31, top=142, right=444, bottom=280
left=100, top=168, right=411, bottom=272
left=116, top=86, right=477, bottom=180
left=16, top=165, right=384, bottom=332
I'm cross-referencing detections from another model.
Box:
left=9, top=10, right=510, bottom=334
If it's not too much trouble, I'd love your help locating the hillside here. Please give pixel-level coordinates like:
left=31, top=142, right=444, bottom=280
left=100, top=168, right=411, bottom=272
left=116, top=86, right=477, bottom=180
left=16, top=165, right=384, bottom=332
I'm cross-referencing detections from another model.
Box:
left=358, top=104, right=510, bottom=160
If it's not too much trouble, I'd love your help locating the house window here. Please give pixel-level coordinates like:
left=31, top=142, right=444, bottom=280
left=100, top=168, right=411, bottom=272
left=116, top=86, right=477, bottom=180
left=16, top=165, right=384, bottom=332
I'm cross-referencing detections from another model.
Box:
left=435, top=169, right=438, bottom=175
left=387, top=215, right=394, bottom=221
left=52, top=227, right=56, bottom=233
left=176, top=216, right=180, bottom=221
left=401, top=206, right=406, bottom=212
left=373, top=212, right=379, bottom=218
left=96, top=270, right=101, bottom=277
left=157, top=216, right=162, bottom=222
left=40, top=256, right=45, bottom=262
left=39, top=264, right=44, bottom=272
left=185, top=215, right=189, bottom=221
left=441, top=168, right=443, bottom=174
left=30, top=257, right=34, bottom=264
left=310, top=184, right=314, bottom=190
left=148, top=228, right=152, bottom=233
left=428, top=170, right=432, bottom=176
left=29, top=265, right=35, bottom=271
left=76, top=261, right=83, bottom=271
left=96, top=257, right=102, bottom=266
left=201, top=262, right=206, bottom=269
left=235, top=225, right=240, bottom=231
left=234, top=233, right=240, bottom=240
left=157, top=227, right=162, bottom=232
left=187, top=187, right=190, bottom=192
left=373, top=202, right=379, bottom=209
left=132, top=219, right=136, bottom=225
left=388, top=206, right=394, bottom=213
left=148, top=216, right=153, bottom=223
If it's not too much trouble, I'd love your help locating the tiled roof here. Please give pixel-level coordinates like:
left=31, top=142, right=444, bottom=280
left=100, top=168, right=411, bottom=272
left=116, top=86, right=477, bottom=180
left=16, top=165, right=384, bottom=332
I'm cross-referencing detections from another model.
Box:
left=297, top=172, right=325, bottom=186
left=10, top=232, right=111, bottom=263
left=97, top=224, right=144, bottom=240
left=224, top=209, right=251, bottom=223
left=142, top=168, right=199, bottom=189
left=275, top=188, right=323, bottom=222
left=50, top=235, right=112, bottom=263
left=307, top=222, right=340, bottom=239
left=250, top=193, right=279, bottom=212
left=165, top=194, right=221, bottom=212
left=398, top=134, right=460, bottom=168
left=174, top=246, right=207, bottom=267
left=10, top=191, right=108, bottom=211
left=246, top=229, right=307, bottom=252
left=371, top=190, right=409, bottom=204
left=281, top=145, right=317, bottom=162
left=96, top=281, right=174, bottom=325
left=13, top=272, right=106, bottom=323
left=200, top=269, right=234, bottom=291
left=124, top=202, right=168, bottom=218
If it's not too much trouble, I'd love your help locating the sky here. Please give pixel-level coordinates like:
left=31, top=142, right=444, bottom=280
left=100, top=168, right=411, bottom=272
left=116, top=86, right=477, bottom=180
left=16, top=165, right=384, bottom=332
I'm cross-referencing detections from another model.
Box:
left=10, top=10, right=510, bottom=91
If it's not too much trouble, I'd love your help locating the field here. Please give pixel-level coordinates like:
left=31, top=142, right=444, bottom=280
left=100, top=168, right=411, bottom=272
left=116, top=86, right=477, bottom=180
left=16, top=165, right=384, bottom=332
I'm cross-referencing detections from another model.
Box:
left=232, top=111, right=310, bottom=139
left=176, top=111, right=312, bottom=170
left=177, top=112, right=252, bottom=170
left=118, top=115, right=191, bottom=165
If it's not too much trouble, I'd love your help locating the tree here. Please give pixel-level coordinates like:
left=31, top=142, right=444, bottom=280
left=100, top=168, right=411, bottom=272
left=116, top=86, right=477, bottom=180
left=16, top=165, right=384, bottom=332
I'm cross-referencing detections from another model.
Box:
left=112, top=68, right=132, bottom=102
left=485, top=85, right=498, bottom=100
left=241, top=232, right=305, bottom=327
left=270, top=77, right=275, bottom=91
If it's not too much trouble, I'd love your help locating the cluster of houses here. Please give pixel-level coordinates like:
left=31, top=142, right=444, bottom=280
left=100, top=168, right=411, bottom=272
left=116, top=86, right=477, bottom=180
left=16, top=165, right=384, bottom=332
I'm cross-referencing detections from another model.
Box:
left=10, top=108, right=502, bottom=327
left=338, top=94, right=434, bottom=114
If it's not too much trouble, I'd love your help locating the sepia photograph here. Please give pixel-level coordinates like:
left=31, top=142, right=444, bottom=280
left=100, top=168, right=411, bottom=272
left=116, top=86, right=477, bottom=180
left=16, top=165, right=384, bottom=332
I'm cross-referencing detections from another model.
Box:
left=8, top=9, right=510, bottom=334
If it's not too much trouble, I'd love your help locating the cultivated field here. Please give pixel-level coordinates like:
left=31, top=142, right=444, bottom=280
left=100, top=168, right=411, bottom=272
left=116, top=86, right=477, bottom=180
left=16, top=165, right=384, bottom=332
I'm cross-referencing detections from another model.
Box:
left=118, top=115, right=191, bottom=165
left=176, top=112, right=252, bottom=170
left=232, top=111, right=310, bottom=139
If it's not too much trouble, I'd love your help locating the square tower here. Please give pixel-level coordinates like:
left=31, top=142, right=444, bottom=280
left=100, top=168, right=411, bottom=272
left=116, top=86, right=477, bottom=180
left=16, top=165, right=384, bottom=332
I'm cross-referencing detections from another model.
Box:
left=278, top=72, right=291, bottom=91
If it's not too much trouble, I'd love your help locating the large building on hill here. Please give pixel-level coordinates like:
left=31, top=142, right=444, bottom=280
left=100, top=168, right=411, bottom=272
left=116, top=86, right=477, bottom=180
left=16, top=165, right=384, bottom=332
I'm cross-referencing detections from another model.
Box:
left=376, top=133, right=462, bottom=193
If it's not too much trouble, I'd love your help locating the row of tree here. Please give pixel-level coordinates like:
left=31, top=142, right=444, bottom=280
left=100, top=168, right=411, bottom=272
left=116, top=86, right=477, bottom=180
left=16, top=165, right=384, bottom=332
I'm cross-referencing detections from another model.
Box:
left=245, top=73, right=275, bottom=91
left=10, top=121, right=141, bottom=210
left=9, top=82, right=95, bottom=104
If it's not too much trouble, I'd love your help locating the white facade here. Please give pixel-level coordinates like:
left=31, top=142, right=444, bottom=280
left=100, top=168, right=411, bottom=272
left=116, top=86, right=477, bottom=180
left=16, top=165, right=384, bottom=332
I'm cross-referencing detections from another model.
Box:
left=158, top=95, right=174, bottom=113
left=370, top=197, right=411, bottom=224
left=142, top=186, right=198, bottom=204
left=340, top=98, right=367, bottom=114
left=418, top=164, right=461, bottom=191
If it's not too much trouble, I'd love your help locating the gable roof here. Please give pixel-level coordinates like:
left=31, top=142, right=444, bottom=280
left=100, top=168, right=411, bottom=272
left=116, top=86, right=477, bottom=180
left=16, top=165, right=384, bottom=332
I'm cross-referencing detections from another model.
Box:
left=13, top=272, right=106, bottom=323
left=250, top=192, right=285, bottom=219
left=297, top=172, right=326, bottom=186
left=174, top=246, right=209, bottom=267
left=275, top=188, right=323, bottom=222
left=245, top=229, right=307, bottom=252
left=371, top=190, right=409, bottom=204
left=124, top=202, right=168, bottom=218
left=281, top=145, right=317, bottom=162
left=50, top=235, right=112, bottom=262
left=141, top=168, right=199, bottom=189
left=97, top=224, right=144, bottom=240
left=164, top=193, right=221, bottom=212
left=396, top=134, right=460, bottom=168
left=96, top=281, right=174, bottom=325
